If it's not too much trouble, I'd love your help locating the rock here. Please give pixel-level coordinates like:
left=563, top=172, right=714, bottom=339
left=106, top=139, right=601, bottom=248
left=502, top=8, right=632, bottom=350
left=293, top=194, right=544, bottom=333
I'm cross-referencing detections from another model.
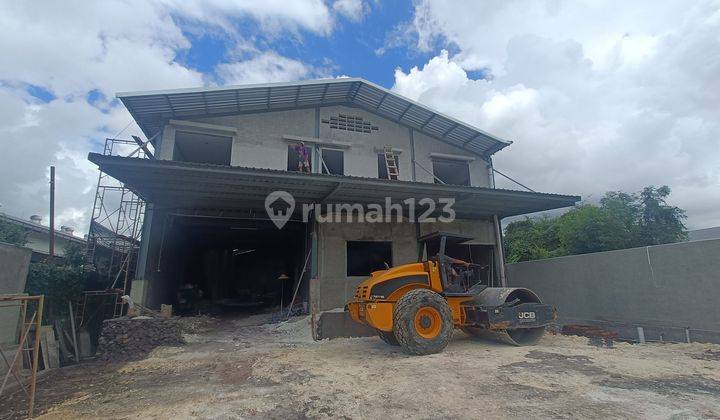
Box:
left=96, top=317, right=184, bottom=361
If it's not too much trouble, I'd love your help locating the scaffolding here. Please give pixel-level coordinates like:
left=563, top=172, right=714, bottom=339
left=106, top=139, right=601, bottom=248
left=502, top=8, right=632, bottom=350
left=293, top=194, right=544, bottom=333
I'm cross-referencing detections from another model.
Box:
left=86, top=138, right=148, bottom=295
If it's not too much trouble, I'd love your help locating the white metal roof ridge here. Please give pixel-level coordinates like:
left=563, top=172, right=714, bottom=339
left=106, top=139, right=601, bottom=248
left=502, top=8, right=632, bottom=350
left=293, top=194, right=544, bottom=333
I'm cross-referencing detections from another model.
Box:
left=116, top=78, right=512, bottom=157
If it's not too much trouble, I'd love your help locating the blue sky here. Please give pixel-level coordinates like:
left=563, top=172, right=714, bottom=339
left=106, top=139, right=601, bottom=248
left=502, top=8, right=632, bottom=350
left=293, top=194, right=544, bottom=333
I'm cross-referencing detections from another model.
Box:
left=175, top=1, right=433, bottom=88
left=1, top=0, right=719, bottom=233
left=23, top=2, right=439, bottom=105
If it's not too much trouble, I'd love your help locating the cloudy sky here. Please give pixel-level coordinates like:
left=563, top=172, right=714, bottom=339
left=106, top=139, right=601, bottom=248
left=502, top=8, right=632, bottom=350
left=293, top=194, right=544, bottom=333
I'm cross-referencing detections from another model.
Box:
left=0, top=0, right=718, bottom=234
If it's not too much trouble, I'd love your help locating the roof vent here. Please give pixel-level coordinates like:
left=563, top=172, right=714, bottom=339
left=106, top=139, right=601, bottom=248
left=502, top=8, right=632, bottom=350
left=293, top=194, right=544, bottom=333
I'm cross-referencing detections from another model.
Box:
left=60, top=226, right=74, bottom=234
left=30, top=215, right=42, bottom=225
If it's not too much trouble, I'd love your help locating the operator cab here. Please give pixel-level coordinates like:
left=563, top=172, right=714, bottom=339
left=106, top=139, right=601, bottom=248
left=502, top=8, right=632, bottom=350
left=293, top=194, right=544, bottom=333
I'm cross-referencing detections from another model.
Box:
left=417, top=232, right=491, bottom=296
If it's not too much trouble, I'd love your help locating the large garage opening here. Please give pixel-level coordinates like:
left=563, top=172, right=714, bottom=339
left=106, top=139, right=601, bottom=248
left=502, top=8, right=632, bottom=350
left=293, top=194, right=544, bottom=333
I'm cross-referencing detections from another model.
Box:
left=158, top=216, right=309, bottom=316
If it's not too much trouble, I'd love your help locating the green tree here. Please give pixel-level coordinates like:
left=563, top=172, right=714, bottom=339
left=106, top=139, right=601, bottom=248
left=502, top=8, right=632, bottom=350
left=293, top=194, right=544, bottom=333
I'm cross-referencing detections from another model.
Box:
left=637, top=186, right=687, bottom=244
left=0, top=218, right=28, bottom=246
left=25, top=242, right=89, bottom=323
left=504, top=185, right=687, bottom=262
left=504, top=217, right=563, bottom=263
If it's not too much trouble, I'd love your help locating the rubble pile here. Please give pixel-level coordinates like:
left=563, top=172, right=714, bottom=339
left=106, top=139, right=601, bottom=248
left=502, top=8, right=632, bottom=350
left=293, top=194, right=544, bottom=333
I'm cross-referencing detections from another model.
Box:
left=97, top=317, right=184, bottom=361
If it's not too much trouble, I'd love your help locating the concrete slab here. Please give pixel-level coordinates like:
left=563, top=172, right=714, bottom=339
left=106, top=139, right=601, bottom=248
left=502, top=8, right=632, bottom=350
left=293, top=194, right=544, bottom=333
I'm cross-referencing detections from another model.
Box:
left=316, top=311, right=375, bottom=339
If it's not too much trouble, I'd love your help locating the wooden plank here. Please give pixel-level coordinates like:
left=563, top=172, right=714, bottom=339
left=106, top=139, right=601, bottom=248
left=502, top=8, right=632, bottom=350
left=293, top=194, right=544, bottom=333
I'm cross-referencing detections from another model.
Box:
left=54, top=321, right=71, bottom=362
left=39, top=327, right=49, bottom=370
left=41, top=326, right=59, bottom=369
left=68, top=301, right=79, bottom=363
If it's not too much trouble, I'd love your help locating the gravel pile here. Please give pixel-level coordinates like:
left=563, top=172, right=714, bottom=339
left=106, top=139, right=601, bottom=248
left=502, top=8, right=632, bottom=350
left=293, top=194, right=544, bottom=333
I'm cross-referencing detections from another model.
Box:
left=97, top=317, right=185, bottom=361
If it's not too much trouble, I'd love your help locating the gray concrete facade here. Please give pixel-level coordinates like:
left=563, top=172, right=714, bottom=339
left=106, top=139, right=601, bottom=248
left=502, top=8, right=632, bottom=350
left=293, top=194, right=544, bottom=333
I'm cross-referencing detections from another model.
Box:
left=162, top=104, right=493, bottom=187
left=131, top=103, right=500, bottom=308
left=507, top=239, right=720, bottom=343
left=316, top=218, right=418, bottom=310
left=0, top=242, right=32, bottom=345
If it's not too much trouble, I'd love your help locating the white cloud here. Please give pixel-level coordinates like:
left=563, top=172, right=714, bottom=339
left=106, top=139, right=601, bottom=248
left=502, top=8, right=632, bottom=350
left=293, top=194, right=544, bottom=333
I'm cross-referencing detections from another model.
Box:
left=333, top=0, right=367, bottom=22
left=159, top=0, right=334, bottom=35
left=0, top=86, right=131, bottom=232
left=394, top=1, right=720, bottom=229
left=0, top=0, right=338, bottom=234
left=217, top=52, right=325, bottom=85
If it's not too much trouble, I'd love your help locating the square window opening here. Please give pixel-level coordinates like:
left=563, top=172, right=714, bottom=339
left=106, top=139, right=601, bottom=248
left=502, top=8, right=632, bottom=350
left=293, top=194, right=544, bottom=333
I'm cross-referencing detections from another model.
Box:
left=432, top=158, right=471, bottom=186
left=173, top=131, right=232, bottom=165
left=346, top=241, right=392, bottom=276
left=321, top=148, right=344, bottom=175
left=287, top=144, right=312, bottom=173
left=377, top=153, right=399, bottom=179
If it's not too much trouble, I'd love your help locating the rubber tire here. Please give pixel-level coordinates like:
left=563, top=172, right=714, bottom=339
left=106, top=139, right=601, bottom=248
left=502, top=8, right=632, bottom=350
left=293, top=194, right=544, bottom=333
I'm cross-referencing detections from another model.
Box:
left=377, top=329, right=400, bottom=346
left=393, top=289, right=453, bottom=355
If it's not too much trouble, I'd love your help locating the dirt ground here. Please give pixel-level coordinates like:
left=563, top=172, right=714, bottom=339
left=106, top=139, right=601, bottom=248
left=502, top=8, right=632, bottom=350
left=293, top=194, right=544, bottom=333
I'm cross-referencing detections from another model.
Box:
left=2, top=313, right=719, bottom=419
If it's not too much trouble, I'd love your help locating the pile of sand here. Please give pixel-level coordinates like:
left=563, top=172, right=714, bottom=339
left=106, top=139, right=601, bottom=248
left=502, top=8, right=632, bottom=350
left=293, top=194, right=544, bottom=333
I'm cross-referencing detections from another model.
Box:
left=268, top=315, right=315, bottom=343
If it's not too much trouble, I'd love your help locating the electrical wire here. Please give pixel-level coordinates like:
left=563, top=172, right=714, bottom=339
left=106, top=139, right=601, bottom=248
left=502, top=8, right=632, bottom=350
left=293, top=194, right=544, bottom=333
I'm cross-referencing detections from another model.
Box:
left=110, top=120, right=133, bottom=140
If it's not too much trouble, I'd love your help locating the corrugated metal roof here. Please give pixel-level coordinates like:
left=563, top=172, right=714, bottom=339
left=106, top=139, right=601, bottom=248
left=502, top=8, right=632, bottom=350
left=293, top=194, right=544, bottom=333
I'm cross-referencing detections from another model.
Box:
left=0, top=212, right=84, bottom=243
left=117, top=78, right=512, bottom=157
left=88, top=153, right=579, bottom=219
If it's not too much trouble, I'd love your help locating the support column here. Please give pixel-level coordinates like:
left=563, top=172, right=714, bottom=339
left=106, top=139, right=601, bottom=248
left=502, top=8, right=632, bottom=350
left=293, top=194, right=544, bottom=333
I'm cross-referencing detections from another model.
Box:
left=157, top=124, right=176, bottom=160
left=493, top=215, right=507, bottom=287
left=313, top=107, right=321, bottom=174
left=487, top=156, right=496, bottom=188
left=409, top=128, right=417, bottom=182
left=131, top=204, right=154, bottom=305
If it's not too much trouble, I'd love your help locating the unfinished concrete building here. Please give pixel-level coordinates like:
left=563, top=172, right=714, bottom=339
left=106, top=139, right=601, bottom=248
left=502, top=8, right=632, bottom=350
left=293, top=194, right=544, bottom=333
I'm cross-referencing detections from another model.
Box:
left=88, top=78, right=578, bottom=316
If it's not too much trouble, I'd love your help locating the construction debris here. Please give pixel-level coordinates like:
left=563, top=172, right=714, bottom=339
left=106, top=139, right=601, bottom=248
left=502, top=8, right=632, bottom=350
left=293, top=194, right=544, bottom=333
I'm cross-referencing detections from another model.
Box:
left=561, top=324, right=619, bottom=348
left=96, top=317, right=184, bottom=361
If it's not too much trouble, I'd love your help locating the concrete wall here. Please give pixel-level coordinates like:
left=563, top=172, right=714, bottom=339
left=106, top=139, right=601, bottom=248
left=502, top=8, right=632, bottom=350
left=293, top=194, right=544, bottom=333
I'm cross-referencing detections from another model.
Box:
left=137, top=104, right=497, bottom=308
left=164, top=105, right=489, bottom=186
left=198, top=108, right=316, bottom=170
left=418, top=219, right=496, bottom=244
left=507, top=239, right=720, bottom=342
left=23, top=230, right=80, bottom=258
left=318, top=105, right=414, bottom=180
left=317, top=218, right=417, bottom=310
left=0, top=242, right=32, bottom=345
left=316, top=217, right=498, bottom=310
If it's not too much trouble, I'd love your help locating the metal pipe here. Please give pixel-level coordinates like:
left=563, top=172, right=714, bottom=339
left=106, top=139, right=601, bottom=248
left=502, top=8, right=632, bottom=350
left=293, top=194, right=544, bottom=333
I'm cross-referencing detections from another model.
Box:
left=492, top=167, right=535, bottom=192
left=409, top=128, right=417, bottom=181
left=493, top=215, right=507, bottom=287
left=412, top=159, right=445, bottom=184
left=49, top=166, right=55, bottom=258
left=28, top=296, right=43, bottom=417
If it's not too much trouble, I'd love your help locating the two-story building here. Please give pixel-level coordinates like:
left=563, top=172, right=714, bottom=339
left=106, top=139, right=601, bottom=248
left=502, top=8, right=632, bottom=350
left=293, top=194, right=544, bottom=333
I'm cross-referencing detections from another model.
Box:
left=88, top=78, right=578, bottom=314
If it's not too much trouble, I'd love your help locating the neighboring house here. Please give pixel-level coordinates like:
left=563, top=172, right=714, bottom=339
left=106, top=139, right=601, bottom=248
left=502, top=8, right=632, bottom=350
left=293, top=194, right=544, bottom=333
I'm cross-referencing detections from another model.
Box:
left=0, top=212, right=84, bottom=261
left=688, top=226, right=720, bottom=242
left=88, top=78, right=579, bottom=312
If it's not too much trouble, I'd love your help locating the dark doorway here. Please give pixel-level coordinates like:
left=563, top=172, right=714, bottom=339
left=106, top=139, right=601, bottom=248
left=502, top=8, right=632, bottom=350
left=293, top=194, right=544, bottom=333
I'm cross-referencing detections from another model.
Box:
left=159, top=216, right=308, bottom=315
left=321, top=148, right=344, bottom=175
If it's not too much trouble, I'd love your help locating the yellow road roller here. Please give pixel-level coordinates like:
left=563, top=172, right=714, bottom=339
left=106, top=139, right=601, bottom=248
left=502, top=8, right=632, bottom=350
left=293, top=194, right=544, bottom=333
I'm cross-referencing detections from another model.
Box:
left=346, top=232, right=556, bottom=355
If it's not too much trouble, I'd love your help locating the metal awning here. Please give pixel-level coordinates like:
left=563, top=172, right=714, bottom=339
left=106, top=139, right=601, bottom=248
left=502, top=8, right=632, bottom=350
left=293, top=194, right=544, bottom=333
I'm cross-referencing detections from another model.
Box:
left=88, top=154, right=579, bottom=220
left=117, top=78, right=511, bottom=157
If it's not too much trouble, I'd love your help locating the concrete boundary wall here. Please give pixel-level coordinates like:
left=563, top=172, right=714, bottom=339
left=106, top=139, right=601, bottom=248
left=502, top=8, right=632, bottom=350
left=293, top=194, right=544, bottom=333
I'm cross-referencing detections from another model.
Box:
left=507, top=239, right=720, bottom=343
left=0, top=242, right=32, bottom=346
